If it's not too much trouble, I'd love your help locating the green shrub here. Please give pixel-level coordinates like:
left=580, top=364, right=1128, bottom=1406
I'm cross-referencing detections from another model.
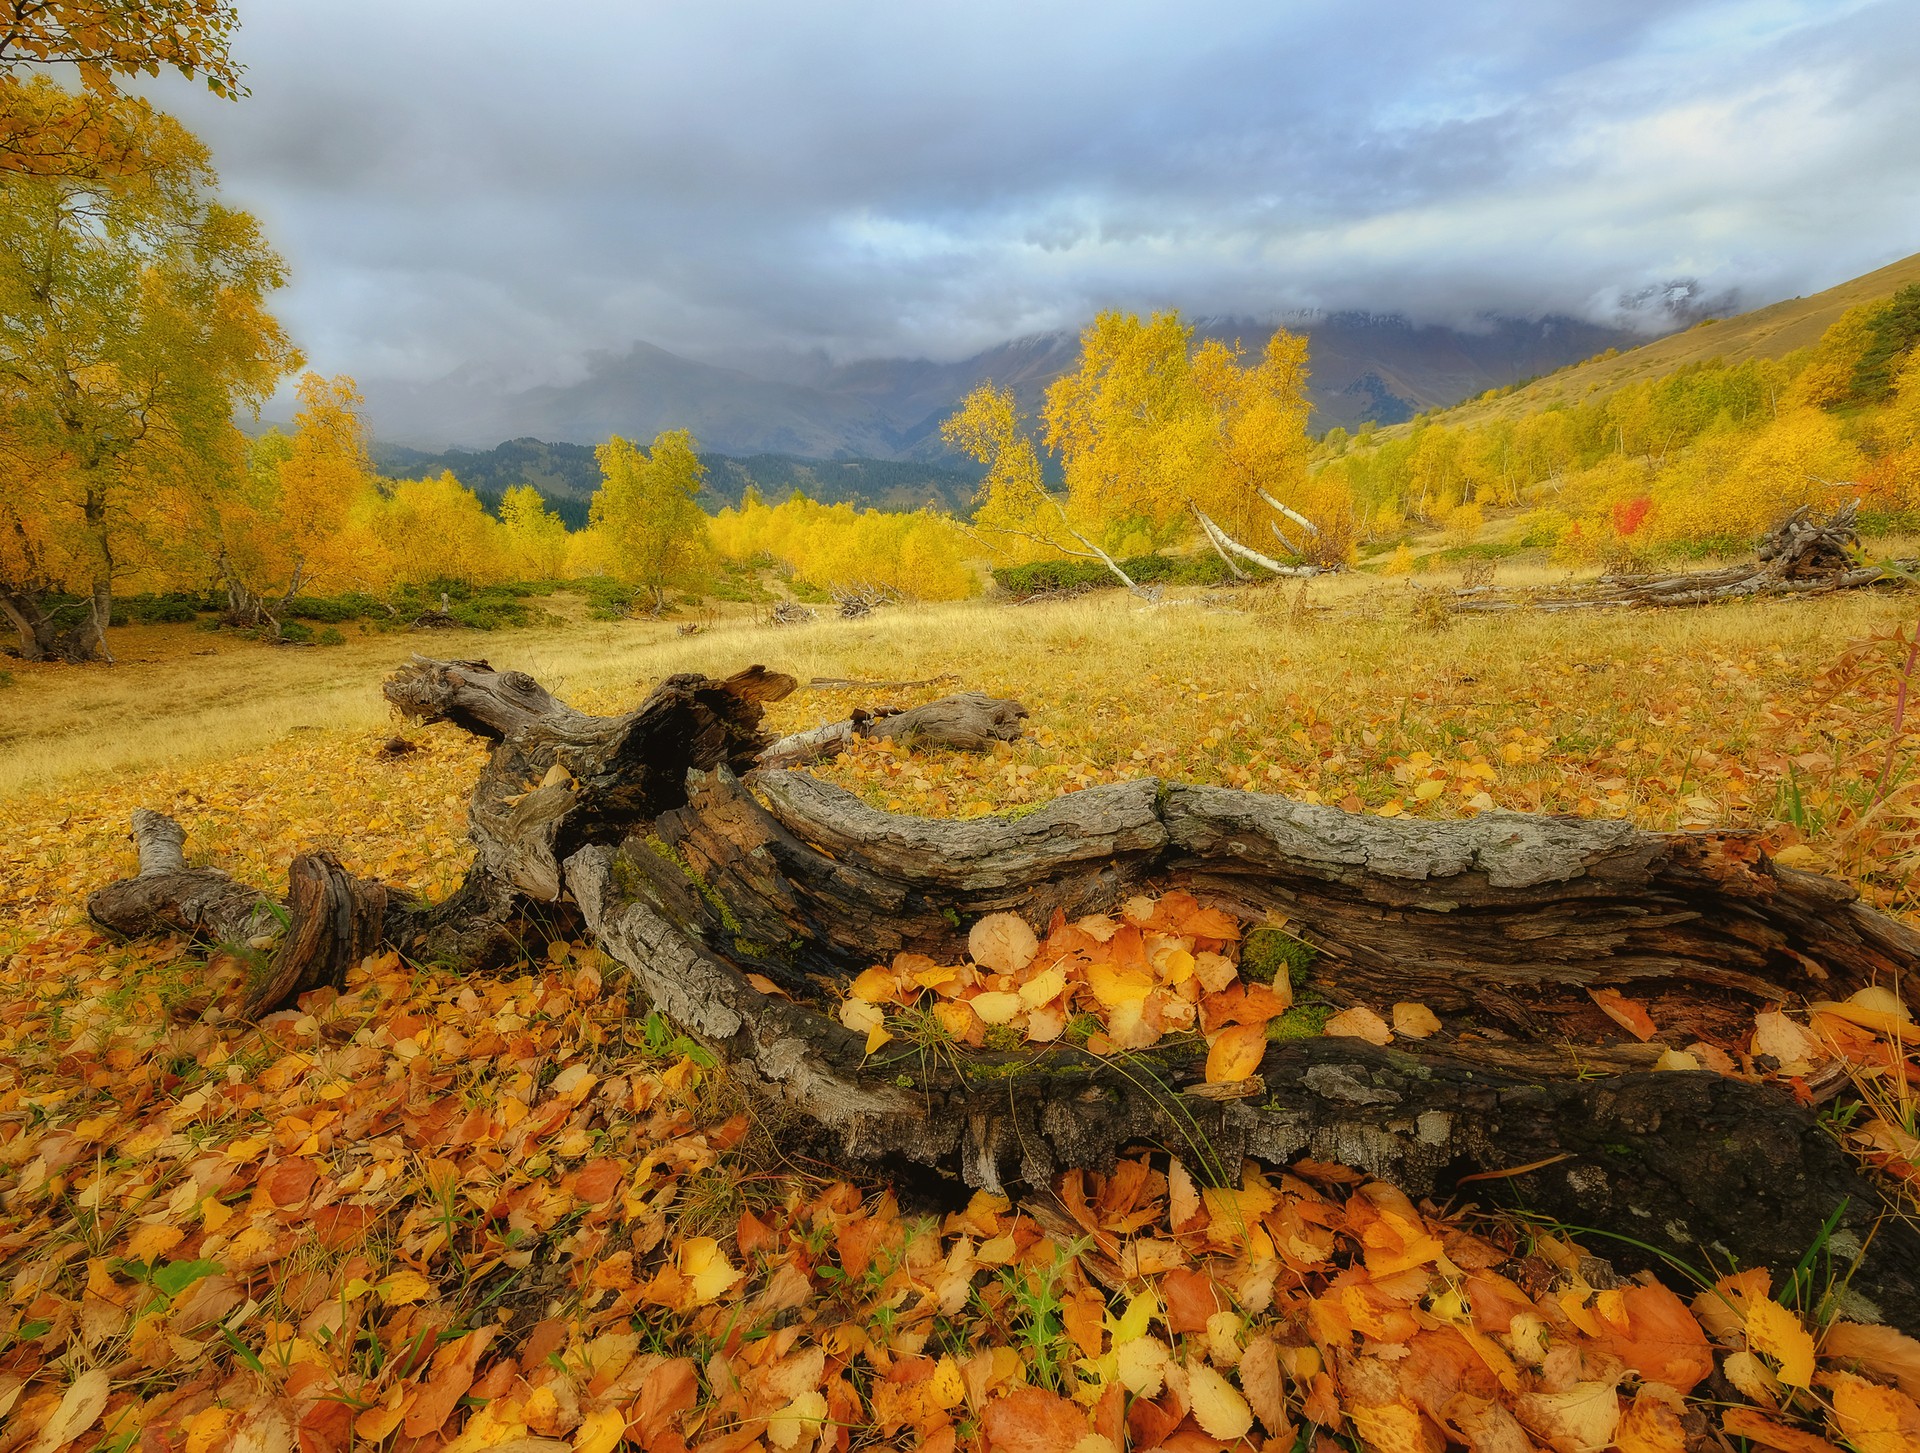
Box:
left=989, top=551, right=1236, bottom=598
left=449, top=596, right=533, bottom=630
left=316, top=627, right=347, bottom=646
left=110, top=592, right=204, bottom=625
left=284, top=593, right=379, bottom=623
left=278, top=620, right=316, bottom=645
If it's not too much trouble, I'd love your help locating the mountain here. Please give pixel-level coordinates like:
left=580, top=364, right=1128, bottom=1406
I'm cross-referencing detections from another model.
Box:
left=367, top=439, right=984, bottom=526
left=359, top=311, right=1653, bottom=461
left=1391, top=249, right=1920, bottom=437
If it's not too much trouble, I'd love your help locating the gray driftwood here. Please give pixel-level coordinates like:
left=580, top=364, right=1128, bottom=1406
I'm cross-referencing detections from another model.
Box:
left=88, top=658, right=1920, bottom=1326
left=759, top=692, right=1029, bottom=770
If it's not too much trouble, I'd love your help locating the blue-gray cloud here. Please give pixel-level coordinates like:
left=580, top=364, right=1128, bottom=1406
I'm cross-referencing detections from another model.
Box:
left=142, top=0, right=1920, bottom=382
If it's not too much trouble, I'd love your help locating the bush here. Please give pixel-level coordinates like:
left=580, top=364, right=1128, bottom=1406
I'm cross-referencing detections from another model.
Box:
left=111, top=592, right=204, bottom=625
left=278, top=620, right=315, bottom=645
left=448, top=596, right=533, bottom=630
left=990, top=551, right=1237, bottom=598
left=316, top=627, right=347, bottom=646
left=284, top=593, right=379, bottom=623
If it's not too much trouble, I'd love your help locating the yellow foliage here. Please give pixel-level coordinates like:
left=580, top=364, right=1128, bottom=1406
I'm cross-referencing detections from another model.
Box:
left=1445, top=501, right=1485, bottom=547
left=709, top=493, right=977, bottom=601
left=360, top=472, right=509, bottom=589
left=591, top=430, right=714, bottom=604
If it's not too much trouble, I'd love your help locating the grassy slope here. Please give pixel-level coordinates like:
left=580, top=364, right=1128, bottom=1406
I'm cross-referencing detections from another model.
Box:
left=1376, top=248, right=1920, bottom=438
left=5, top=583, right=1915, bottom=918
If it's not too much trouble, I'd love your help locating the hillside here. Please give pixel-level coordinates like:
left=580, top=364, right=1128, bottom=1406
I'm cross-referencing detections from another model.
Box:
left=368, top=438, right=984, bottom=525
left=1386, top=248, right=1920, bottom=436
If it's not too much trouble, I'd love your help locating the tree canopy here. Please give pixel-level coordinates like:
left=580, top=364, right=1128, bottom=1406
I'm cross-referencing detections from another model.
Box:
left=0, top=1, right=244, bottom=175
left=590, top=429, right=716, bottom=611
left=0, top=83, right=297, bottom=659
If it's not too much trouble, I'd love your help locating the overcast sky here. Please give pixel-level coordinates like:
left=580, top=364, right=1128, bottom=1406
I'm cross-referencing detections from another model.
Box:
left=146, top=0, right=1920, bottom=387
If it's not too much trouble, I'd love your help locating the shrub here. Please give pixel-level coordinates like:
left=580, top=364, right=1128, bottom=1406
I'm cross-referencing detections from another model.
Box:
left=316, top=627, right=347, bottom=646
left=989, top=551, right=1236, bottom=599
left=111, top=592, right=203, bottom=625
left=1516, top=508, right=1570, bottom=549
left=1444, top=501, right=1485, bottom=547
left=448, top=596, right=533, bottom=631
left=284, top=594, right=378, bottom=623
left=278, top=620, right=315, bottom=645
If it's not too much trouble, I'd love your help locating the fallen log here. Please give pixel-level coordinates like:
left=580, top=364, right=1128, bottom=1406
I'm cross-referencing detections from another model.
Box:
left=1455, top=503, right=1913, bottom=613
left=88, top=658, right=1920, bottom=1325
left=759, top=691, right=1029, bottom=770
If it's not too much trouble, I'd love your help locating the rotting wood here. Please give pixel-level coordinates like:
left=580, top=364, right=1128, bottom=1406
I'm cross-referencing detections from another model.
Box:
left=89, top=658, right=1920, bottom=1325
left=758, top=692, right=1029, bottom=770
left=1455, top=504, right=1914, bottom=614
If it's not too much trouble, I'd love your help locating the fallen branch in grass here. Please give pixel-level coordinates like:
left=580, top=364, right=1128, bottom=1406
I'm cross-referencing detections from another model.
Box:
left=1455, top=504, right=1915, bottom=614
left=1190, top=504, right=1321, bottom=578
left=88, top=656, right=1920, bottom=1323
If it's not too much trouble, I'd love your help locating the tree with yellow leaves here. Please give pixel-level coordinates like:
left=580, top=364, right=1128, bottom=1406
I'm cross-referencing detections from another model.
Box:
left=363, top=472, right=506, bottom=588
left=0, top=87, right=297, bottom=659
left=591, top=429, right=714, bottom=612
left=499, top=485, right=572, bottom=581
left=0, top=1, right=244, bottom=176
left=184, top=373, right=374, bottom=629
left=942, top=379, right=1150, bottom=593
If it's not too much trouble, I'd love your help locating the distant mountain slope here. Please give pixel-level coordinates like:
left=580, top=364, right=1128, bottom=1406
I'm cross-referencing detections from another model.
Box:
left=360, top=310, right=1652, bottom=459
left=1391, top=249, right=1920, bottom=436
left=369, top=438, right=983, bottom=525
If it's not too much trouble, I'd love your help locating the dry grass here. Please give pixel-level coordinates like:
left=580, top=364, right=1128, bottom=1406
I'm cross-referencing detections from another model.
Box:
left=4, top=577, right=1918, bottom=922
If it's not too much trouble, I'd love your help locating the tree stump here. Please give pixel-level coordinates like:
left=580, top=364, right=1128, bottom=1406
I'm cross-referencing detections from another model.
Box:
left=89, top=658, right=1920, bottom=1327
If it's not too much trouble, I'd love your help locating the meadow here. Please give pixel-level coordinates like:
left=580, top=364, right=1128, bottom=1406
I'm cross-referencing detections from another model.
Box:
left=2, top=576, right=1918, bottom=1453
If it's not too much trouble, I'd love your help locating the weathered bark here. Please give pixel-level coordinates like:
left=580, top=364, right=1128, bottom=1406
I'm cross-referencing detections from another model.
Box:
left=574, top=763, right=1920, bottom=1324
left=1456, top=504, right=1913, bottom=614
left=88, top=810, right=402, bottom=1018
left=759, top=692, right=1029, bottom=770
left=88, top=808, right=286, bottom=945
left=90, top=660, right=1920, bottom=1325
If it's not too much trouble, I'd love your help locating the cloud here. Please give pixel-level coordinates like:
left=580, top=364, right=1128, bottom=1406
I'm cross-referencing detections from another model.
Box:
left=143, top=0, right=1920, bottom=382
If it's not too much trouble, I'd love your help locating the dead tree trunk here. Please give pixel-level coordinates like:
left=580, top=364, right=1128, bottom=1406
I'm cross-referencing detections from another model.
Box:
left=89, top=658, right=1920, bottom=1326
left=1456, top=504, right=1912, bottom=613
left=760, top=692, right=1029, bottom=769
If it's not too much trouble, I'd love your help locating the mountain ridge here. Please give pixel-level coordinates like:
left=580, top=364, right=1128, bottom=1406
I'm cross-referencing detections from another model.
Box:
left=359, top=310, right=1651, bottom=460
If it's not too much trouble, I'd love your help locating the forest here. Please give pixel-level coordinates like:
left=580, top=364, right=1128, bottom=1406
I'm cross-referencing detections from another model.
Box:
left=4, top=6, right=1920, bottom=1453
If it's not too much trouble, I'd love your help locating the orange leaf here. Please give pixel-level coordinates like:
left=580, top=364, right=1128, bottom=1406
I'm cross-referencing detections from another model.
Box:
left=1589, top=1282, right=1714, bottom=1394
left=573, top=1158, right=624, bottom=1203
left=1614, top=1385, right=1688, bottom=1453
left=1392, top=1002, right=1442, bottom=1039
left=1161, top=1266, right=1222, bottom=1334
left=982, top=1384, right=1088, bottom=1453
left=401, top=1325, right=496, bottom=1438
left=1324, top=1005, right=1393, bottom=1046
left=263, top=1157, right=318, bottom=1206
left=1720, top=1408, right=1841, bottom=1453
left=1822, top=1320, right=1920, bottom=1400
left=1828, top=1370, right=1920, bottom=1453
left=1205, top=1023, right=1268, bottom=1084
left=1588, top=988, right=1656, bottom=1041
left=1062, top=1291, right=1105, bottom=1359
